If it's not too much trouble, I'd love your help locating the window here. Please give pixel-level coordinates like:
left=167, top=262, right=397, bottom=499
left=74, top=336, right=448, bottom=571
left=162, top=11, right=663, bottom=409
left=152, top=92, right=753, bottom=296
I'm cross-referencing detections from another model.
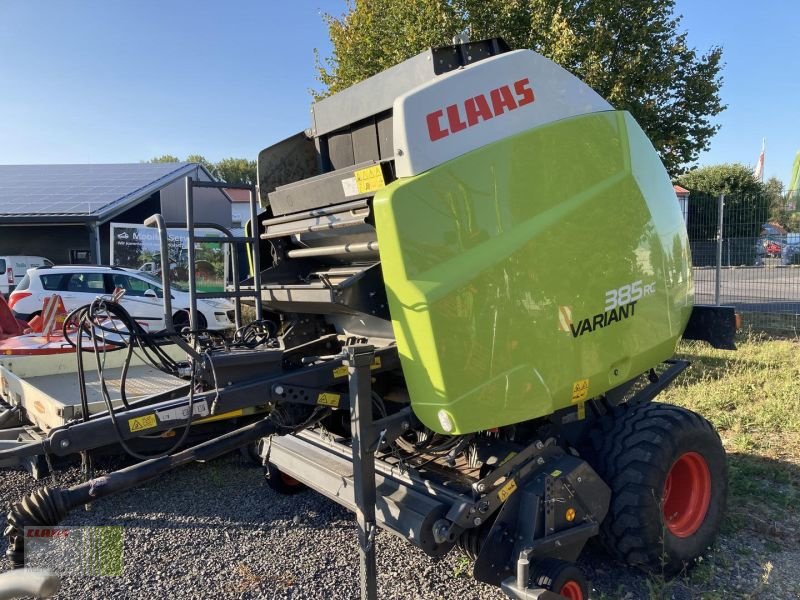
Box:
left=65, top=273, right=105, bottom=293
left=0, top=259, right=5, bottom=272
left=69, top=250, right=91, bottom=264
left=110, top=274, right=162, bottom=298
left=16, top=274, right=30, bottom=291
left=40, top=274, right=65, bottom=291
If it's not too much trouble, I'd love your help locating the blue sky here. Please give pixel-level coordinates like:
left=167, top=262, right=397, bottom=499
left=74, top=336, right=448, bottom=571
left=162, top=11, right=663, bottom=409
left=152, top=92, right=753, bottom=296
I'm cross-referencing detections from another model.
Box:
left=0, top=1, right=797, bottom=186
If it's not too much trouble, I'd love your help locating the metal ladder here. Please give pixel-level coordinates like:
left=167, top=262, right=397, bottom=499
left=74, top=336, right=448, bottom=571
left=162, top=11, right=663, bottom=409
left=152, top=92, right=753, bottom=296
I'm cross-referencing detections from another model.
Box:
left=145, top=176, right=264, bottom=335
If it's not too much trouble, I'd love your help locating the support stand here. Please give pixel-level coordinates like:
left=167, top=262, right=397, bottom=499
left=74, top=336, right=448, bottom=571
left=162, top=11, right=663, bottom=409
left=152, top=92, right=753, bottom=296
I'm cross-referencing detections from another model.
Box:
left=346, top=345, right=378, bottom=600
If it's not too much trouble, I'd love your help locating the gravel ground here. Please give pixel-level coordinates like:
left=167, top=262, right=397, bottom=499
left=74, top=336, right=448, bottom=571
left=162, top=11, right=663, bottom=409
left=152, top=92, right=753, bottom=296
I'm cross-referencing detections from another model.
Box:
left=0, top=454, right=797, bottom=599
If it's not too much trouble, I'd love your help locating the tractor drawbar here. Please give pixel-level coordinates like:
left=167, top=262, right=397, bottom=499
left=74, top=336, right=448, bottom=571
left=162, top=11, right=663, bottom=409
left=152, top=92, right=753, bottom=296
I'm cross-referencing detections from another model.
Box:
left=5, top=417, right=281, bottom=568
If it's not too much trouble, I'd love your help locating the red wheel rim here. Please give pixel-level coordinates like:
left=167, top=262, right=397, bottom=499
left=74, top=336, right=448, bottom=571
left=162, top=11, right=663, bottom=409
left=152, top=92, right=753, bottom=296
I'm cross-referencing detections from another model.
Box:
left=662, top=451, right=711, bottom=537
left=559, top=580, right=584, bottom=600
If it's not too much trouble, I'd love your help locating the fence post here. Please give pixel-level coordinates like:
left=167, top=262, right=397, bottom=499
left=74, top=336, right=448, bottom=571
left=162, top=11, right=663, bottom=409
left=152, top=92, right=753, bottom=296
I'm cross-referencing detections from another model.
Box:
left=715, top=194, right=725, bottom=305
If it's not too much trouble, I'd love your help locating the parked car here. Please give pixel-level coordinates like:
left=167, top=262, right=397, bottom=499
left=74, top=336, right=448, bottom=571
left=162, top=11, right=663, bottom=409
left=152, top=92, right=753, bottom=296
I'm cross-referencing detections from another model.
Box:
left=7, top=265, right=235, bottom=331
left=0, top=256, right=53, bottom=296
left=782, top=243, right=800, bottom=265
left=138, top=261, right=177, bottom=275
left=764, top=240, right=783, bottom=257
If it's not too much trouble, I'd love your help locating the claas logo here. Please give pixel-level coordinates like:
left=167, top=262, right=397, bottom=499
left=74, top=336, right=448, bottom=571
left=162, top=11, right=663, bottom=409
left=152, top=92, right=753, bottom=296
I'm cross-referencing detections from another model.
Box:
left=426, top=78, right=535, bottom=142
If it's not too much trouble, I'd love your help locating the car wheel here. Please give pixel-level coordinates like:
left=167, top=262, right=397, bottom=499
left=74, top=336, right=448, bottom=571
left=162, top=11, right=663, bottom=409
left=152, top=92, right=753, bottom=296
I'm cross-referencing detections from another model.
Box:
left=172, top=310, right=207, bottom=331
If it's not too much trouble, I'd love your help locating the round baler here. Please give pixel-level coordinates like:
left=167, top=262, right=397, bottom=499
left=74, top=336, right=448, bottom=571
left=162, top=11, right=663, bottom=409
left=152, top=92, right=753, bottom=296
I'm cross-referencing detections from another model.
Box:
left=2, top=37, right=734, bottom=600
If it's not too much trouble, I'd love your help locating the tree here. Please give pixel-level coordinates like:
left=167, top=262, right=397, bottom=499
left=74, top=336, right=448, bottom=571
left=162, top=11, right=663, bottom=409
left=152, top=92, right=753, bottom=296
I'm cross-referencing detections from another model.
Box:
left=763, top=176, right=788, bottom=222
left=676, top=164, right=770, bottom=265
left=149, top=154, right=181, bottom=163
left=316, top=0, right=725, bottom=175
left=185, top=154, right=219, bottom=178
left=676, top=163, right=764, bottom=198
left=144, top=154, right=257, bottom=183
left=784, top=212, right=800, bottom=233
left=215, top=158, right=257, bottom=185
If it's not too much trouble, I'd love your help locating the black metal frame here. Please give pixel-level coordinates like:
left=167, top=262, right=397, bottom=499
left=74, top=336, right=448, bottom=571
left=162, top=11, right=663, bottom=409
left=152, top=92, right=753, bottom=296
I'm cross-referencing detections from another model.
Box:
left=145, top=177, right=264, bottom=335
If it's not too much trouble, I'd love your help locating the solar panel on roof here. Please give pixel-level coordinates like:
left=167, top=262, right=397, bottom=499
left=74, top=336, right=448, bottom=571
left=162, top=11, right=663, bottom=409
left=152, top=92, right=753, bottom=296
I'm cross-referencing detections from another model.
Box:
left=0, top=163, right=202, bottom=218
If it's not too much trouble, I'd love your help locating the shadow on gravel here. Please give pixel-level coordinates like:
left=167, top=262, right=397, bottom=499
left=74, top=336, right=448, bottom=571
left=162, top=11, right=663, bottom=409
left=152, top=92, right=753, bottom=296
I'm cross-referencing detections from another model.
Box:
left=1, top=448, right=799, bottom=598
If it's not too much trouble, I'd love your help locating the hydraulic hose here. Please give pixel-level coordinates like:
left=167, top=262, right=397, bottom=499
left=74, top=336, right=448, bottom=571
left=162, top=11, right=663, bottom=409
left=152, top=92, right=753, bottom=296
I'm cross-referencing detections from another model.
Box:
left=6, top=417, right=280, bottom=568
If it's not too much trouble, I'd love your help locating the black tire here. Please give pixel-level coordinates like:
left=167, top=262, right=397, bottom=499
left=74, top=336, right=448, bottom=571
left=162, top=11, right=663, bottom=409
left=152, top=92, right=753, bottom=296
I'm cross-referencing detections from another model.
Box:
left=240, top=441, right=262, bottom=466
left=264, top=463, right=307, bottom=495
left=530, top=559, right=588, bottom=600
left=587, top=402, right=727, bottom=575
left=172, top=311, right=206, bottom=331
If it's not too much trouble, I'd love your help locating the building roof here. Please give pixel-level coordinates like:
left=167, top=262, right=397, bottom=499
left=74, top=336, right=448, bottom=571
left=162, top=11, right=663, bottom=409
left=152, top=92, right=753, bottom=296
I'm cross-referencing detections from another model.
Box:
left=0, top=162, right=213, bottom=223
left=223, top=188, right=252, bottom=203
left=673, top=185, right=690, bottom=196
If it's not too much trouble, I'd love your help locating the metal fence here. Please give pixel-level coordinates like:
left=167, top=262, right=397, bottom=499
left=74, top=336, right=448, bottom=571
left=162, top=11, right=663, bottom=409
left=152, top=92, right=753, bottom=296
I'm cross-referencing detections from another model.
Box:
left=686, top=191, right=800, bottom=334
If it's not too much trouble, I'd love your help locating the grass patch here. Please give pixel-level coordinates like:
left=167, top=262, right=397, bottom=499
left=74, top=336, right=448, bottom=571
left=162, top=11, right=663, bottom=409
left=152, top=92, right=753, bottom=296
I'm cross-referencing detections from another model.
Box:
left=661, top=333, right=800, bottom=538
left=662, top=334, right=800, bottom=454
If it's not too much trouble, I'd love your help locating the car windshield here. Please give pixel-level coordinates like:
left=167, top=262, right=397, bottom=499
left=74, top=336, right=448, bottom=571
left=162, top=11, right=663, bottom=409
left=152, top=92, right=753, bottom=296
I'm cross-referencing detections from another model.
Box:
left=135, top=272, right=190, bottom=293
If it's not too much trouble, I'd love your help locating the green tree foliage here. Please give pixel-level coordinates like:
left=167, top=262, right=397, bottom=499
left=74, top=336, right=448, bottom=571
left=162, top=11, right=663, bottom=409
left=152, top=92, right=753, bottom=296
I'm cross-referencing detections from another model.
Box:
left=215, top=158, right=257, bottom=185
left=676, top=164, right=770, bottom=266
left=149, top=154, right=181, bottom=163
left=316, top=0, right=725, bottom=175
left=316, top=0, right=461, bottom=97
left=185, top=154, right=219, bottom=178
left=676, top=163, right=764, bottom=197
left=784, top=212, right=800, bottom=233
left=145, top=155, right=256, bottom=185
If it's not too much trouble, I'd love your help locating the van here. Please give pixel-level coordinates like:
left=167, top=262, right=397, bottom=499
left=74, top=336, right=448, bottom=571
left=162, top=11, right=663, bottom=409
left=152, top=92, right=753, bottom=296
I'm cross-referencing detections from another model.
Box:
left=0, top=256, right=53, bottom=296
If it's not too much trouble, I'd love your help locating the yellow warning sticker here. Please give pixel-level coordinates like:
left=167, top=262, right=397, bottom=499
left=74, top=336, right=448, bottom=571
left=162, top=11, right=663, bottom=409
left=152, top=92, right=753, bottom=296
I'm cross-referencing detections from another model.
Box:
left=317, top=392, right=341, bottom=408
left=571, top=379, right=589, bottom=403
left=354, top=165, right=386, bottom=194
left=334, top=357, right=380, bottom=378
left=498, top=479, right=518, bottom=502
left=576, top=401, right=586, bottom=420
left=128, top=414, right=157, bottom=433
left=550, top=469, right=563, bottom=477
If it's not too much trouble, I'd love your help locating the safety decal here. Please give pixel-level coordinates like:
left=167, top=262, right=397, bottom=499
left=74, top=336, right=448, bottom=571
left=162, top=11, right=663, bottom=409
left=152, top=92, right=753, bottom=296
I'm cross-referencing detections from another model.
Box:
left=156, top=400, right=210, bottom=422
left=317, top=393, right=341, bottom=408
left=498, top=479, right=518, bottom=502
left=571, top=379, right=589, bottom=403
left=333, top=356, right=381, bottom=379
left=354, top=165, right=386, bottom=194
left=128, top=414, right=157, bottom=433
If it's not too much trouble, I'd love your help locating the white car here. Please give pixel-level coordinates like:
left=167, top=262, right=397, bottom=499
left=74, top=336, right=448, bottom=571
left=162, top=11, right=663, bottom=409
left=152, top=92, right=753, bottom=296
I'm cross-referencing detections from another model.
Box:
left=8, top=265, right=236, bottom=331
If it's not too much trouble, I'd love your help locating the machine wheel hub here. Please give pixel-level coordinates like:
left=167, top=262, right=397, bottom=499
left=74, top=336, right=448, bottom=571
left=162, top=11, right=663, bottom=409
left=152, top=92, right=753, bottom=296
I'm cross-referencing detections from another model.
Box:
left=662, top=451, right=711, bottom=537
left=559, top=580, right=584, bottom=600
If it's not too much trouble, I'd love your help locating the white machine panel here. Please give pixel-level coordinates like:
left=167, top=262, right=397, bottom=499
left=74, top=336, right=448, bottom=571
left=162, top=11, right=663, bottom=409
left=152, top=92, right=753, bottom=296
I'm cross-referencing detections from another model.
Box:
left=392, top=50, right=613, bottom=177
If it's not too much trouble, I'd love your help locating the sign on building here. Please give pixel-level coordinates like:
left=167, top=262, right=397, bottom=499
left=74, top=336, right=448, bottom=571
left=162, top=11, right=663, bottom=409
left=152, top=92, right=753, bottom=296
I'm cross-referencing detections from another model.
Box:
left=109, top=222, right=228, bottom=292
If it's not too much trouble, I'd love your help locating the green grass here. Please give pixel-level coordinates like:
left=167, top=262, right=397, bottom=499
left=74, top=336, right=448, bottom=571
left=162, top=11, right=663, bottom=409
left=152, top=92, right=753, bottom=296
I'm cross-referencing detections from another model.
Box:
left=647, top=333, right=800, bottom=597
left=662, top=334, right=800, bottom=457
left=661, top=334, right=800, bottom=530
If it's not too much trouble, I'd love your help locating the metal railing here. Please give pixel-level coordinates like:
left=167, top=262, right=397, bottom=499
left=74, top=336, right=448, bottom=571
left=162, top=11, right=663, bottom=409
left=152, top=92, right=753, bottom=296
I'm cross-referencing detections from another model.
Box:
left=145, top=177, right=263, bottom=338
left=686, top=191, right=799, bottom=334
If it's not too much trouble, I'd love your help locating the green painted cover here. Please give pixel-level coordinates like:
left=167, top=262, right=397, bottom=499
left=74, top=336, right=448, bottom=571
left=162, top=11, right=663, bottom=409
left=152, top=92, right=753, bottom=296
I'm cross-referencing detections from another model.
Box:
left=373, top=111, right=693, bottom=434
